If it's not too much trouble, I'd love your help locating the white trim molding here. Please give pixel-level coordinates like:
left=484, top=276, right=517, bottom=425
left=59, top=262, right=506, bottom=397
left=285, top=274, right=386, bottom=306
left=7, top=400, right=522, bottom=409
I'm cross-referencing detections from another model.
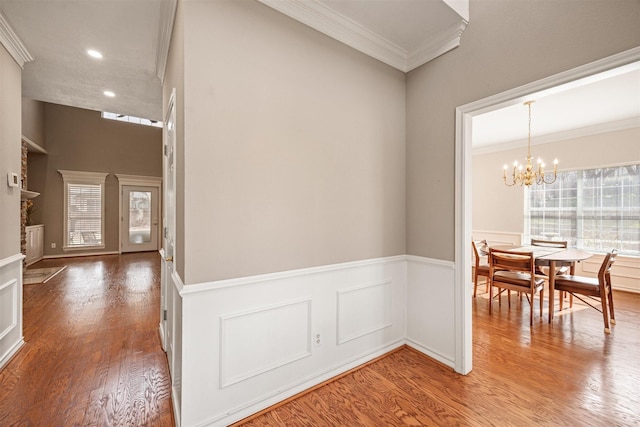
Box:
left=256, top=0, right=467, bottom=72
left=0, top=9, right=33, bottom=68
left=58, top=170, right=109, bottom=251
left=115, top=174, right=162, bottom=187
left=155, top=0, right=178, bottom=82
left=22, top=135, right=47, bottom=154
left=407, top=20, right=467, bottom=71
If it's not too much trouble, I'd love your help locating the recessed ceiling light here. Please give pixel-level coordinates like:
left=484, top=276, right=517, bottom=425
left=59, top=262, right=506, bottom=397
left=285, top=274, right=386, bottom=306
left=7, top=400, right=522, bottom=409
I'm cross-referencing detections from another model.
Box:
left=103, top=90, right=115, bottom=97
left=87, top=49, right=103, bottom=59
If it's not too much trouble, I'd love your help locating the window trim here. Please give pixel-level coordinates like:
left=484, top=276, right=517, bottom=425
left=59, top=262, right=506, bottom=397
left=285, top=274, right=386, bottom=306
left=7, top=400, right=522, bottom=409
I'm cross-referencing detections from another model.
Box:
left=58, top=170, right=109, bottom=251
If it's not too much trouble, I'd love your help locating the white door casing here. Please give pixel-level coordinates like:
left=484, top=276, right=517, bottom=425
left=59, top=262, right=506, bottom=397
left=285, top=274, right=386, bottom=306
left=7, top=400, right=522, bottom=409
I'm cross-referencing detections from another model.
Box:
left=116, top=175, right=162, bottom=254
left=121, top=185, right=160, bottom=253
left=454, top=47, right=640, bottom=375
left=161, top=88, right=178, bottom=381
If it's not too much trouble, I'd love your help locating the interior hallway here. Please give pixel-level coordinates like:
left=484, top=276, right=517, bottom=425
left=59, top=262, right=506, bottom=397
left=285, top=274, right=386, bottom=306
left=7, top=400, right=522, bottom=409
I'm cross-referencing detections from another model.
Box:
left=0, top=252, right=174, bottom=426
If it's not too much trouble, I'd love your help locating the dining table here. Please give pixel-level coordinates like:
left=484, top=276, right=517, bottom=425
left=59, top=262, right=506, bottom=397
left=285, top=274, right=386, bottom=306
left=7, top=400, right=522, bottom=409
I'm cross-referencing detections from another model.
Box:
left=490, top=245, right=593, bottom=322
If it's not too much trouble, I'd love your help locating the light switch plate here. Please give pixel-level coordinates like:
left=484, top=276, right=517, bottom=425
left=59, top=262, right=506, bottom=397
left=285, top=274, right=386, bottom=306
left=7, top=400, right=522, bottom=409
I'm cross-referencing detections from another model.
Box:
left=7, top=172, right=19, bottom=188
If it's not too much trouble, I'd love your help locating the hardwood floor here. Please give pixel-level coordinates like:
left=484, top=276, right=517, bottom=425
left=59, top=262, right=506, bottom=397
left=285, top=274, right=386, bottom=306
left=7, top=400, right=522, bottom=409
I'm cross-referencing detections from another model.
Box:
left=2, top=253, right=638, bottom=426
left=237, top=289, right=640, bottom=426
left=0, top=252, right=173, bottom=426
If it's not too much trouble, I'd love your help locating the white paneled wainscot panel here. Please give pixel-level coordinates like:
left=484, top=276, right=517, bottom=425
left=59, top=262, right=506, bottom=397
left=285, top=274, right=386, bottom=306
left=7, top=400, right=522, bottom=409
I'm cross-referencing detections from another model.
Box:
left=220, top=298, right=312, bottom=387
left=179, top=256, right=407, bottom=427
left=337, top=281, right=391, bottom=344
left=406, top=256, right=456, bottom=368
left=0, top=279, right=18, bottom=340
left=0, top=254, right=24, bottom=370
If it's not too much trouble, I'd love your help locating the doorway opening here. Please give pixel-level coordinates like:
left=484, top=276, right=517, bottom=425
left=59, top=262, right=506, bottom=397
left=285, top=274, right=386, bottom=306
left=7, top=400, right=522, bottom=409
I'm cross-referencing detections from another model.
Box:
left=454, top=47, right=640, bottom=374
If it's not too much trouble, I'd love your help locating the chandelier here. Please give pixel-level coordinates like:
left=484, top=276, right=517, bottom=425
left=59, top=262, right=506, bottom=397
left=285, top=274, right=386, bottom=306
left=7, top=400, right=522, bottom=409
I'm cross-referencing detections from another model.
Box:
left=503, top=100, right=558, bottom=186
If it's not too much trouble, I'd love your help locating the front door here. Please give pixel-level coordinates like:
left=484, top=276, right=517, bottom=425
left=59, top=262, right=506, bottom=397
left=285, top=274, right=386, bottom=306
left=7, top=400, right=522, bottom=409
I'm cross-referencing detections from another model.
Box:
left=121, top=185, right=159, bottom=253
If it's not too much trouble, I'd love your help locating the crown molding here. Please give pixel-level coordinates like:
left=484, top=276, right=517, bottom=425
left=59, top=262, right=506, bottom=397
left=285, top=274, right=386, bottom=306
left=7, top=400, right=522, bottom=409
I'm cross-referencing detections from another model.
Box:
left=257, top=0, right=466, bottom=73
left=472, top=117, right=640, bottom=155
left=155, top=0, right=178, bottom=82
left=407, top=20, right=467, bottom=71
left=0, top=9, right=33, bottom=68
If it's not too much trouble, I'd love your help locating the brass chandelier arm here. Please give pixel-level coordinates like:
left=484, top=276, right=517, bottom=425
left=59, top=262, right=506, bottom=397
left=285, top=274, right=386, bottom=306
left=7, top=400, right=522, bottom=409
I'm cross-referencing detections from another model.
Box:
left=502, top=101, right=558, bottom=187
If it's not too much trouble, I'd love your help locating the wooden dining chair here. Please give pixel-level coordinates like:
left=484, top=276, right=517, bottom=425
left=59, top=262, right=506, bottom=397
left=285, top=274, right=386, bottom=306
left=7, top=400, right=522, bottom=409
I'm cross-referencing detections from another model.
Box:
left=553, top=249, right=617, bottom=333
left=489, top=248, right=546, bottom=326
left=472, top=240, right=490, bottom=297
left=531, top=238, right=574, bottom=308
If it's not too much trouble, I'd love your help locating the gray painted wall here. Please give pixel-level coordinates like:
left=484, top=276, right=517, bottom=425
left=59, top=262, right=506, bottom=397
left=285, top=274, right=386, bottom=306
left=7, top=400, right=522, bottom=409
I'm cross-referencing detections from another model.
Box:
left=180, top=0, right=407, bottom=284
left=0, top=45, right=22, bottom=259
left=27, top=103, right=162, bottom=256
left=21, top=98, right=45, bottom=149
left=406, top=0, right=640, bottom=261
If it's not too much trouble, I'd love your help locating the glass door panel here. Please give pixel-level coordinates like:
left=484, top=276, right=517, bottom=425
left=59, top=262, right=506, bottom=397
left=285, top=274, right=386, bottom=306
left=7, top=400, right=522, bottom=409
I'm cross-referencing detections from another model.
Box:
left=128, top=191, right=152, bottom=244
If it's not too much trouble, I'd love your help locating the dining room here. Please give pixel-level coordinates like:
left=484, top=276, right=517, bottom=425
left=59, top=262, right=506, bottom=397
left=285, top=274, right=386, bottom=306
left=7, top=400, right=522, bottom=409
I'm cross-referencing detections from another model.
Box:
left=471, top=61, right=640, bottom=311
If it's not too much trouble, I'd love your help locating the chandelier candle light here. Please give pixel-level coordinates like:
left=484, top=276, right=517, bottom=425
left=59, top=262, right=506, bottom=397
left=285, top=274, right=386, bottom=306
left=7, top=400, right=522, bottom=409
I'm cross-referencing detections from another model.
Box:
left=503, top=100, right=558, bottom=186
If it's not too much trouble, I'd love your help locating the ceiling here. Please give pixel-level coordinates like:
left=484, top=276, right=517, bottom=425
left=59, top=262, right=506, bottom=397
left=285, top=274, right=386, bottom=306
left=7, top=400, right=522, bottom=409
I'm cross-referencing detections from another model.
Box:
left=0, top=0, right=174, bottom=121
left=0, top=0, right=637, bottom=145
left=0, top=0, right=467, bottom=122
left=473, top=63, right=640, bottom=152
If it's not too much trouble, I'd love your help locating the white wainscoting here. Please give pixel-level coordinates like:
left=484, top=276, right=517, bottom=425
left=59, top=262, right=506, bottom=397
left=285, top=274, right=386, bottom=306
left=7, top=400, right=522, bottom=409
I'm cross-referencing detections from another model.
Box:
left=472, top=230, right=522, bottom=246
left=178, top=256, right=407, bottom=427
left=169, top=268, right=184, bottom=427
left=405, top=255, right=456, bottom=368
left=0, top=254, right=24, bottom=370
left=220, top=298, right=312, bottom=388
left=337, top=281, right=392, bottom=345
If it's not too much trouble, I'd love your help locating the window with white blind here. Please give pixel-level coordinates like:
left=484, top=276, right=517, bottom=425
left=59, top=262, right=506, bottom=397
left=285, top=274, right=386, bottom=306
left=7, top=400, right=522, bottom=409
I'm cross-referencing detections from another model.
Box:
left=58, top=170, right=109, bottom=250
left=525, top=163, right=640, bottom=256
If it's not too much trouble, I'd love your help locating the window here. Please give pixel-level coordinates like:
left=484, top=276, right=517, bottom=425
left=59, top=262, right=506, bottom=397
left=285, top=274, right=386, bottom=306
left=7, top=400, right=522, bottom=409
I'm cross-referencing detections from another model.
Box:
left=101, top=112, right=163, bottom=128
left=526, top=164, right=640, bottom=255
left=59, top=170, right=109, bottom=250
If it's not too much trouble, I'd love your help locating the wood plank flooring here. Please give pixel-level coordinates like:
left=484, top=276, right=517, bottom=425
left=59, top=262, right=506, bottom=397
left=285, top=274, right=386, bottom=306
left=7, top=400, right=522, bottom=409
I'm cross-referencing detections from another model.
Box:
left=237, top=289, right=640, bottom=426
left=2, top=253, right=638, bottom=426
left=0, top=252, right=173, bottom=426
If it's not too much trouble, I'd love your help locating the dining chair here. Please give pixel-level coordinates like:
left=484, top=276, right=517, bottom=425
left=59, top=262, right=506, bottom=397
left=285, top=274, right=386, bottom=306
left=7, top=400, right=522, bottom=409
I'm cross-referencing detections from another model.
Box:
left=472, top=240, right=490, bottom=297
left=531, top=238, right=574, bottom=308
left=489, top=248, right=546, bottom=326
left=553, top=249, right=617, bottom=333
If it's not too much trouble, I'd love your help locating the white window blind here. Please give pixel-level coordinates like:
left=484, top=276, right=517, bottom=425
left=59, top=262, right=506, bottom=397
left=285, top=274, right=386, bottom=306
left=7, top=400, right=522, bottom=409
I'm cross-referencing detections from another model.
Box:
left=59, top=170, right=108, bottom=250
left=67, top=183, right=102, bottom=247
left=526, top=164, right=640, bottom=255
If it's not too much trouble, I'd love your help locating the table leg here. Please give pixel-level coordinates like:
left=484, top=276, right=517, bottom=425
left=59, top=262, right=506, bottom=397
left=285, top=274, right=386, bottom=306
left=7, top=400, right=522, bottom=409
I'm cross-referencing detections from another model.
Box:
left=548, top=261, right=556, bottom=323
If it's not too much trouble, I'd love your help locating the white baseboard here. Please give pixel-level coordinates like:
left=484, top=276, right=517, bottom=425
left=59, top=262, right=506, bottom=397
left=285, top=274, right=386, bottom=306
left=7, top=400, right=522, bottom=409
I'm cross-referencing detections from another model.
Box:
left=44, top=251, right=119, bottom=260
left=172, top=385, right=182, bottom=427
left=0, top=338, right=24, bottom=371
left=405, top=339, right=455, bottom=369
left=158, top=322, right=166, bottom=350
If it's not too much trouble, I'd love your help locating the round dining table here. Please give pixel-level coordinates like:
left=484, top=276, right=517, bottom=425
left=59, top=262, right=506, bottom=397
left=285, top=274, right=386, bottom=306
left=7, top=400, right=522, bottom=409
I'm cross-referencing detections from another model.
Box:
left=535, top=248, right=593, bottom=321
